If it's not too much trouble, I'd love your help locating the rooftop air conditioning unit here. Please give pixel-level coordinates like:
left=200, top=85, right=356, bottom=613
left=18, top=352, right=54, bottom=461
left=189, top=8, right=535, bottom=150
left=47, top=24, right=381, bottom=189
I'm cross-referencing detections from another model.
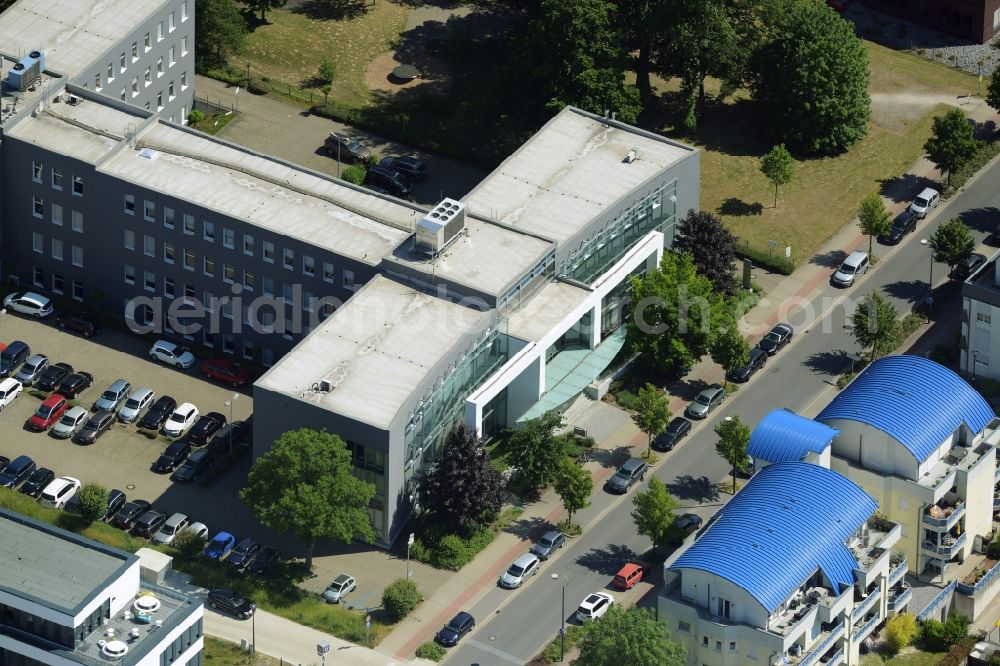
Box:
left=319, top=379, right=333, bottom=392
left=415, top=198, right=466, bottom=255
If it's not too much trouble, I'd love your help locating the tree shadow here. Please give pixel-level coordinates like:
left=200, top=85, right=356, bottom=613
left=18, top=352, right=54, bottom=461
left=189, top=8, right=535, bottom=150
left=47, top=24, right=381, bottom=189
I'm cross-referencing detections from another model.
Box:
left=388, top=0, right=464, bottom=9
left=505, top=515, right=547, bottom=540
left=290, top=0, right=369, bottom=21
left=665, top=376, right=709, bottom=402
left=882, top=279, right=926, bottom=305
left=956, top=206, right=1000, bottom=235
left=665, top=475, right=720, bottom=503
left=718, top=197, right=764, bottom=217
left=877, top=173, right=937, bottom=204
left=655, top=92, right=773, bottom=159
left=575, top=543, right=637, bottom=577
left=803, top=349, right=859, bottom=376
left=810, top=249, right=848, bottom=269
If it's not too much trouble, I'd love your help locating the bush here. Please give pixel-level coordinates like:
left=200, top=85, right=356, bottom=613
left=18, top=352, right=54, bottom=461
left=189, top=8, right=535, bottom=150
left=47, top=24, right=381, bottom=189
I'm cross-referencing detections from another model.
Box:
left=735, top=244, right=794, bottom=275
left=381, top=578, right=421, bottom=622
left=172, top=529, right=207, bottom=559
left=614, top=389, right=639, bottom=410
left=987, top=537, right=1000, bottom=560
left=247, top=77, right=270, bottom=95
left=75, top=484, right=108, bottom=524
left=921, top=618, right=948, bottom=651
left=187, top=109, right=205, bottom=124
left=541, top=625, right=585, bottom=663
left=884, top=613, right=918, bottom=655
left=943, top=613, right=970, bottom=646
left=341, top=164, right=366, bottom=185
left=414, top=641, right=446, bottom=661
left=939, top=634, right=985, bottom=666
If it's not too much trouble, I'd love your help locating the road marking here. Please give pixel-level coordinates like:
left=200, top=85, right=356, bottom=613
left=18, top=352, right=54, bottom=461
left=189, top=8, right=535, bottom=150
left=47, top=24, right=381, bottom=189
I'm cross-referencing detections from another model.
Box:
left=463, top=638, right=526, bottom=665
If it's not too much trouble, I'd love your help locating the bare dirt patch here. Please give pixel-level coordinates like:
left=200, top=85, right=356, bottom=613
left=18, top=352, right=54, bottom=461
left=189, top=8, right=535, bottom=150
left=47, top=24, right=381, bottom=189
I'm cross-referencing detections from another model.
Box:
left=363, top=51, right=451, bottom=94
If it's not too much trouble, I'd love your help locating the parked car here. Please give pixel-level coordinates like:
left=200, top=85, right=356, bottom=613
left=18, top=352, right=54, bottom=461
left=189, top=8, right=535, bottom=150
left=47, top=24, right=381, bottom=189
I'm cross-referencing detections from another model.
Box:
left=38, top=476, right=81, bottom=508
left=14, top=354, right=48, bottom=386
left=28, top=393, right=68, bottom=431
left=0, top=455, right=35, bottom=489
left=605, top=458, right=648, bottom=494
left=575, top=592, right=614, bottom=622
left=4, top=291, right=53, bottom=318
left=132, top=510, right=167, bottom=538
left=909, top=187, right=940, bottom=218
left=0, top=377, right=23, bottom=412
left=148, top=340, right=195, bottom=368
left=831, top=250, right=870, bottom=288
left=686, top=384, right=725, bottom=419
left=435, top=611, right=475, bottom=647
left=118, top=387, right=155, bottom=423
left=37, top=362, right=72, bottom=391
left=879, top=210, right=917, bottom=245
left=99, top=489, right=127, bottom=522
left=322, top=574, right=357, bottom=603
left=952, top=252, right=988, bottom=281
left=162, top=403, right=199, bottom=437
left=757, top=323, right=794, bottom=356
left=140, top=395, right=177, bottom=430
left=227, top=538, right=261, bottom=570
left=379, top=155, right=426, bottom=181
left=20, top=467, right=54, bottom=497
left=110, top=500, right=151, bottom=529
left=613, top=563, right=644, bottom=590
left=530, top=530, right=565, bottom=561
left=170, top=449, right=215, bottom=483
left=499, top=553, right=540, bottom=589
left=183, top=522, right=209, bottom=540
left=210, top=420, right=251, bottom=452
left=51, top=405, right=89, bottom=439
left=729, top=346, right=768, bottom=383
left=652, top=417, right=691, bottom=452
left=188, top=412, right=226, bottom=446
left=57, top=371, right=93, bottom=398
left=56, top=311, right=101, bottom=337
left=93, top=379, right=132, bottom=412
left=152, top=441, right=192, bottom=473
left=152, top=513, right=190, bottom=545
left=207, top=589, right=256, bottom=619
left=323, top=132, right=371, bottom=163
left=74, top=410, right=115, bottom=444
left=365, top=165, right=411, bottom=198
left=246, top=546, right=280, bottom=576
left=204, top=531, right=237, bottom=560
left=0, top=341, right=31, bottom=378
left=200, top=358, right=251, bottom=387
left=676, top=513, right=704, bottom=533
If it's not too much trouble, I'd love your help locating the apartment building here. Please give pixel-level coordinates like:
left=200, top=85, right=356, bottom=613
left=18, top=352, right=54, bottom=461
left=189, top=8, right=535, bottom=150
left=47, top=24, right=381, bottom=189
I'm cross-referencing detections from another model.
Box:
left=961, top=250, right=1000, bottom=382
left=863, top=0, right=1000, bottom=44
left=658, top=461, right=908, bottom=666
left=0, top=509, right=203, bottom=666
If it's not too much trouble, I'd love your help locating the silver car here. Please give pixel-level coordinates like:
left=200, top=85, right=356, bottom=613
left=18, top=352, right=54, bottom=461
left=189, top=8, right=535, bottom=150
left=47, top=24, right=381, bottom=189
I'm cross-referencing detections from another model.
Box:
left=685, top=384, right=725, bottom=419
left=119, top=387, right=155, bottom=423
left=152, top=512, right=190, bottom=545
left=93, top=379, right=131, bottom=413
left=52, top=406, right=88, bottom=438
left=14, top=354, right=48, bottom=386
left=499, top=553, right=540, bottom=589
left=322, top=574, right=356, bottom=603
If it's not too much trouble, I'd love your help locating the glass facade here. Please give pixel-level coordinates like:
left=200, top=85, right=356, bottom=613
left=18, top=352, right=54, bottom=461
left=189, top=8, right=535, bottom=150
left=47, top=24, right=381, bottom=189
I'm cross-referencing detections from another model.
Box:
left=346, top=441, right=387, bottom=541
left=497, top=248, right=556, bottom=316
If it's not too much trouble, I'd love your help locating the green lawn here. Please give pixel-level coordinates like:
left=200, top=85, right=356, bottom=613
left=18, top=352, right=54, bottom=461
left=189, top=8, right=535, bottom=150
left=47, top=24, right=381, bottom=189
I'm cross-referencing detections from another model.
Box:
left=203, top=636, right=278, bottom=666
left=861, top=650, right=944, bottom=665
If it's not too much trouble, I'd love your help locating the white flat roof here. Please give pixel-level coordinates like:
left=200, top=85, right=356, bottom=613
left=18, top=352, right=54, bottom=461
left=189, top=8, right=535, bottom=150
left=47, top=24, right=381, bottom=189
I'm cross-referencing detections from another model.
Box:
left=507, top=280, right=590, bottom=342
left=257, top=275, right=487, bottom=429
left=6, top=97, right=136, bottom=162
left=0, top=0, right=164, bottom=78
left=462, top=107, right=693, bottom=244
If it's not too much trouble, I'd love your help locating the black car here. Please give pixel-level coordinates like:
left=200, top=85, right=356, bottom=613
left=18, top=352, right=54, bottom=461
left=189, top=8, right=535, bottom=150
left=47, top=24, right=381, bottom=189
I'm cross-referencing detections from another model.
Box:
left=676, top=513, right=704, bottom=533
left=246, top=546, right=280, bottom=575
left=757, top=323, right=794, bottom=356
left=37, top=362, right=73, bottom=392
left=56, top=312, right=102, bottom=337
left=100, top=489, right=127, bottom=522
left=188, top=412, right=226, bottom=446
left=227, top=538, right=261, bottom=569
left=364, top=165, right=411, bottom=198
left=605, top=458, right=649, bottom=494
left=207, top=588, right=256, bottom=619
left=435, top=611, right=475, bottom=647
left=210, top=420, right=252, bottom=452
left=20, top=467, right=54, bottom=497
left=74, top=410, right=114, bottom=444
left=0, top=455, right=35, bottom=489
left=57, top=371, right=93, bottom=399
left=111, top=500, right=151, bottom=529
left=153, top=441, right=192, bottom=474
left=729, top=346, right=768, bottom=383
left=879, top=210, right=917, bottom=245
left=379, top=155, right=426, bottom=181
left=140, top=395, right=177, bottom=431
left=952, top=252, right=988, bottom=281
left=132, top=509, right=167, bottom=538
left=652, top=417, right=692, bottom=452
left=170, top=449, right=215, bottom=483
left=323, top=132, right=370, bottom=163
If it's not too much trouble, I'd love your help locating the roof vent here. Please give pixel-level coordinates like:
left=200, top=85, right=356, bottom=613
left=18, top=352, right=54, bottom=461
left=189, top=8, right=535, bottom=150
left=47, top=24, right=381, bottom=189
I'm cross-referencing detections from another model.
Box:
left=319, top=379, right=333, bottom=392
left=139, top=148, right=159, bottom=160
left=623, top=149, right=637, bottom=164
left=415, top=198, right=466, bottom=255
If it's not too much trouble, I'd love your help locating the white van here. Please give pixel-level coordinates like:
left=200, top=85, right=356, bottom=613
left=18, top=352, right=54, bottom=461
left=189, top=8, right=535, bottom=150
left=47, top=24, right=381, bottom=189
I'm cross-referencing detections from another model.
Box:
left=832, top=250, right=870, bottom=287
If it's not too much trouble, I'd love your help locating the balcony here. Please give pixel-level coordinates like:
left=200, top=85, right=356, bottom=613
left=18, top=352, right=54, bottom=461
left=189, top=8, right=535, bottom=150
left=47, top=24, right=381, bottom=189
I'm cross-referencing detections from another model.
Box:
left=799, top=621, right=845, bottom=666
left=819, top=647, right=845, bottom=666
left=770, top=600, right=817, bottom=637
left=851, top=587, right=882, bottom=623
left=853, top=613, right=882, bottom=644
left=889, top=556, right=908, bottom=586
left=921, top=531, right=967, bottom=559
left=888, top=584, right=912, bottom=613
left=922, top=501, right=966, bottom=531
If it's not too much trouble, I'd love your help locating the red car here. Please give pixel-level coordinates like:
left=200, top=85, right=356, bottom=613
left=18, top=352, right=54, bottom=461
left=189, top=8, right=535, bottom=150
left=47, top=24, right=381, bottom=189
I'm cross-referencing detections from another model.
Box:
left=28, top=393, right=68, bottom=431
left=613, top=562, right=645, bottom=590
left=200, top=358, right=251, bottom=387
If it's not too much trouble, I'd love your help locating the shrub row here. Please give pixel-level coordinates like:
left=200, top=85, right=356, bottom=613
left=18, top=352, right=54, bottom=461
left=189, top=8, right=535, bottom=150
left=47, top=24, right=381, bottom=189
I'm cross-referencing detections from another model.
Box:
left=735, top=244, right=794, bottom=276
left=410, top=507, right=523, bottom=571
left=944, top=138, right=1000, bottom=197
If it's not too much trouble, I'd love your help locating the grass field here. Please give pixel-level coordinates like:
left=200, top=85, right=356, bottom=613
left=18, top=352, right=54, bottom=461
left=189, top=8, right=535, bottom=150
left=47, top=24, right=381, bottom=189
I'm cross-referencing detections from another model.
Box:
left=860, top=650, right=944, bottom=665
left=203, top=637, right=279, bottom=666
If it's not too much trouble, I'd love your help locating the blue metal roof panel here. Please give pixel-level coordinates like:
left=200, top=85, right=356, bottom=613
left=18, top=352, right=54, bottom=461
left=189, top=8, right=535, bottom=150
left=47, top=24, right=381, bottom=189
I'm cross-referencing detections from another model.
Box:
left=748, top=409, right=839, bottom=463
left=671, top=462, right=877, bottom=613
left=817, top=355, right=994, bottom=463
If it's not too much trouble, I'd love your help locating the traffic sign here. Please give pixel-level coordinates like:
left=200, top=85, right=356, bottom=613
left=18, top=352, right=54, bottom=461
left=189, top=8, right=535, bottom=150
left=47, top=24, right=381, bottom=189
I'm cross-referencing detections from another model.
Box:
left=317, top=641, right=330, bottom=656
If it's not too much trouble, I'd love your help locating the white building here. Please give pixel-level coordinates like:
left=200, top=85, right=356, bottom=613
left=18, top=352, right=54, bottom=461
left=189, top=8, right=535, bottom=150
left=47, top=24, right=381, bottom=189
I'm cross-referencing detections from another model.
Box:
left=961, top=249, right=1000, bottom=382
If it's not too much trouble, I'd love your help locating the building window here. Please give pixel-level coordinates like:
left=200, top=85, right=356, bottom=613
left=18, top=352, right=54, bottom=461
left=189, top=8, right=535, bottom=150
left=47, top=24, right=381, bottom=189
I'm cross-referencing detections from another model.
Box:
left=51, top=238, right=63, bottom=261
left=204, top=221, right=215, bottom=242
left=184, top=248, right=195, bottom=270
left=344, top=269, right=355, bottom=289
left=729, top=642, right=737, bottom=653
left=144, top=235, right=155, bottom=257
left=181, top=70, right=188, bottom=89
left=72, top=210, right=83, bottom=233
left=168, top=80, right=175, bottom=99
left=124, top=195, right=136, bottom=214
left=144, top=32, right=151, bottom=51
left=157, top=57, right=164, bottom=76
left=322, top=262, right=335, bottom=283
left=94, top=73, right=101, bottom=90
left=263, top=241, right=275, bottom=263
left=283, top=248, right=294, bottom=270
left=164, top=241, right=175, bottom=264
left=182, top=213, right=195, bottom=235
left=52, top=273, right=64, bottom=294
left=72, top=246, right=83, bottom=268
left=677, top=621, right=691, bottom=634
left=144, top=67, right=151, bottom=85
left=163, top=207, right=174, bottom=229
left=242, top=340, right=255, bottom=361
left=157, top=21, right=163, bottom=41
left=73, top=280, right=84, bottom=301
left=157, top=91, right=163, bottom=110
left=204, top=256, right=215, bottom=277
left=164, top=277, right=175, bottom=298
left=33, top=196, right=44, bottom=218
left=32, top=161, right=42, bottom=182
left=72, top=175, right=83, bottom=196
left=169, top=10, right=176, bottom=31
left=223, top=262, right=235, bottom=283
left=181, top=0, right=188, bottom=21
left=222, top=228, right=235, bottom=249
left=303, top=255, right=315, bottom=277
left=124, top=229, right=135, bottom=250
left=51, top=203, right=63, bottom=226
left=132, top=77, right=139, bottom=96
left=977, top=312, right=991, bottom=324
left=702, top=636, right=709, bottom=647
left=184, top=283, right=196, bottom=300
left=243, top=234, right=255, bottom=256
left=131, top=42, right=138, bottom=61
left=51, top=169, right=63, bottom=190
left=169, top=45, right=176, bottom=67
left=715, top=641, right=722, bottom=652
left=263, top=276, right=274, bottom=296
left=124, top=264, right=136, bottom=285
left=144, top=271, right=156, bottom=292
left=121, top=88, right=126, bottom=101
left=243, top=271, right=255, bottom=291
left=121, top=51, right=127, bottom=71
left=108, top=62, right=114, bottom=81
left=33, top=267, right=43, bottom=287
left=32, top=232, right=43, bottom=253
left=223, top=334, right=234, bottom=354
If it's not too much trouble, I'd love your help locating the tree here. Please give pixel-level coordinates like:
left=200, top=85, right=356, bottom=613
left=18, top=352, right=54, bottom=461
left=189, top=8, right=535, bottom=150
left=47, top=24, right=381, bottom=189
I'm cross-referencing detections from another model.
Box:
left=929, top=218, right=976, bottom=269
left=317, top=55, right=336, bottom=85
left=857, top=192, right=892, bottom=256
left=553, top=459, right=593, bottom=525
left=626, top=251, right=729, bottom=377
left=852, top=292, right=899, bottom=364
left=751, top=0, right=870, bottom=154
left=381, top=578, right=422, bottom=622
left=575, top=605, right=686, bottom=666
left=631, top=477, right=678, bottom=552
left=759, top=144, right=795, bottom=208
left=75, top=484, right=108, bottom=524
left=419, top=424, right=506, bottom=530
left=172, top=529, right=207, bottom=559
left=242, top=0, right=286, bottom=22
left=924, top=108, right=978, bottom=186
left=884, top=613, right=918, bottom=656
left=715, top=416, right=751, bottom=493
left=674, top=210, right=739, bottom=295
left=710, top=324, right=750, bottom=384
left=240, top=428, right=375, bottom=570
left=987, top=65, right=1000, bottom=114
left=506, top=411, right=566, bottom=490
left=196, top=0, right=247, bottom=71
left=631, top=383, right=671, bottom=456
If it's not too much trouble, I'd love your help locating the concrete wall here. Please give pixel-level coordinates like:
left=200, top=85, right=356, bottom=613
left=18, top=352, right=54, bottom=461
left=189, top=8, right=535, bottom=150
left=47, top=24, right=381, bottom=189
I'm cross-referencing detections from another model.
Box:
left=824, top=418, right=924, bottom=480
left=676, top=568, right=769, bottom=629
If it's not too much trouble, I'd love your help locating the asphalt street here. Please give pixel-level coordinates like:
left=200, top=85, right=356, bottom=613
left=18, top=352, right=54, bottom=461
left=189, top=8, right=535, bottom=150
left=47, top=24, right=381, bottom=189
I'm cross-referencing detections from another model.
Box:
left=445, top=165, right=1000, bottom=665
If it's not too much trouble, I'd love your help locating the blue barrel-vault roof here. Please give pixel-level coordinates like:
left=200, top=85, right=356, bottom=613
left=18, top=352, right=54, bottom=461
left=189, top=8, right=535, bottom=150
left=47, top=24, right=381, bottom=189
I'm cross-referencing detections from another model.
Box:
left=748, top=409, right=839, bottom=464
left=816, top=355, right=994, bottom=464
left=671, top=462, right=877, bottom=613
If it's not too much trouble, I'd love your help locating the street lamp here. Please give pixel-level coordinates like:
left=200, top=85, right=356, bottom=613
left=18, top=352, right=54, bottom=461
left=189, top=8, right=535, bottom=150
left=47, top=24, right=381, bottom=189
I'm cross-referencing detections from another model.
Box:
left=919, top=239, right=934, bottom=313
left=551, top=573, right=567, bottom=662
left=406, top=532, right=414, bottom=579
left=224, top=393, right=239, bottom=456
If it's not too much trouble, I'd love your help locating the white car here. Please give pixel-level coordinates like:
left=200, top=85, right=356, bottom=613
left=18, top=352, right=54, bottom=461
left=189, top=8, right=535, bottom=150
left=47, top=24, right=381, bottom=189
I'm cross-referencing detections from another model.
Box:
left=183, top=522, right=209, bottom=540
left=162, top=402, right=199, bottom=437
left=149, top=340, right=195, bottom=369
left=0, top=377, right=22, bottom=411
left=498, top=552, right=540, bottom=589
left=909, top=187, right=940, bottom=219
left=3, top=291, right=53, bottom=318
left=38, top=476, right=81, bottom=508
left=575, top=592, right=614, bottom=622
left=51, top=406, right=89, bottom=438
left=118, top=387, right=155, bottom=423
